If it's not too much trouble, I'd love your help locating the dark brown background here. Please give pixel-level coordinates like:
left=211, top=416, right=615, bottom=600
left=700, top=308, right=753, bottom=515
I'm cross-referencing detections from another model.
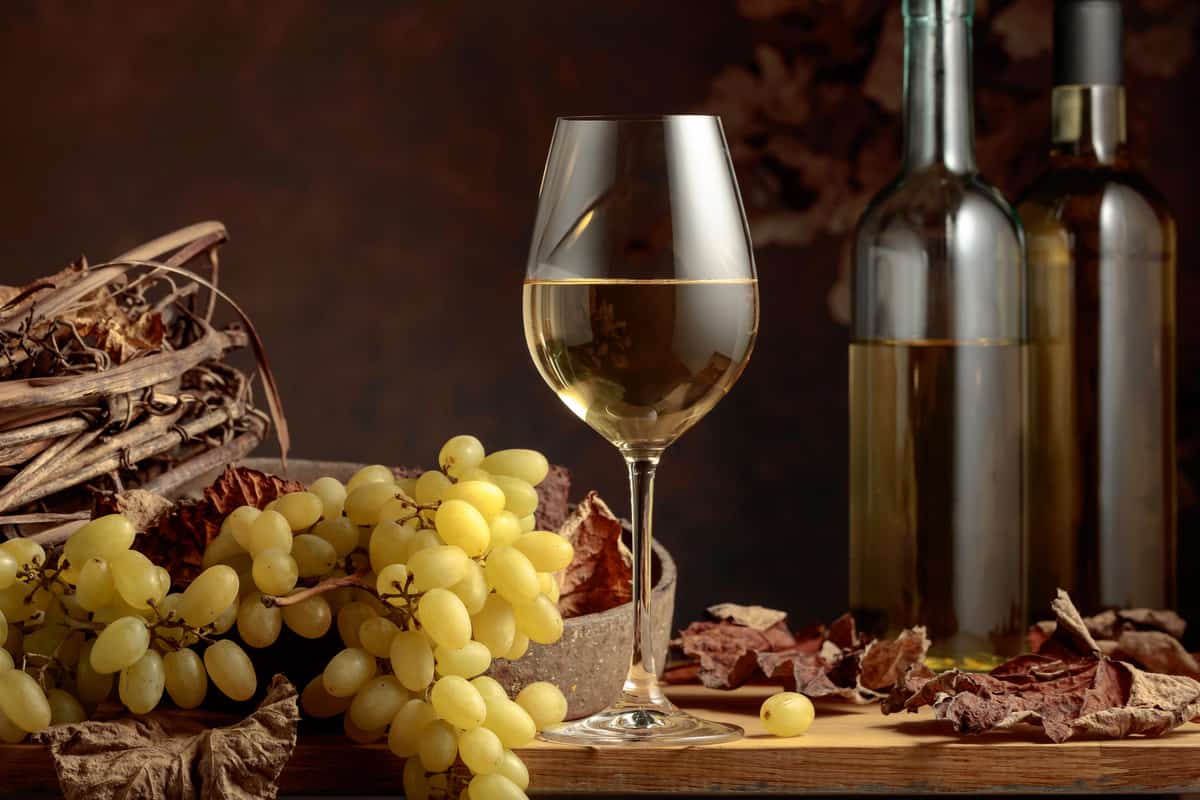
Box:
left=1, top=0, right=1197, bottom=637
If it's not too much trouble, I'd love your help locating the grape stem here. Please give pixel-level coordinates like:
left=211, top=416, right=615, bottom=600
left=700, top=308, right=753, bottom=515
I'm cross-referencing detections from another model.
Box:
left=261, top=566, right=371, bottom=608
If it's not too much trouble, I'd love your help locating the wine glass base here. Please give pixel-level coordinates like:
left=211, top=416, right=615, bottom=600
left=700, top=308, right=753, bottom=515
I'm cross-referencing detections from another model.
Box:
left=540, top=706, right=743, bottom=747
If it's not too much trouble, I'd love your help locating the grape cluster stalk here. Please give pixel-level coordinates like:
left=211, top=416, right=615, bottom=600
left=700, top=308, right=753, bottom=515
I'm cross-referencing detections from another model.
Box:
left=0, top=435, right=572, bottom=800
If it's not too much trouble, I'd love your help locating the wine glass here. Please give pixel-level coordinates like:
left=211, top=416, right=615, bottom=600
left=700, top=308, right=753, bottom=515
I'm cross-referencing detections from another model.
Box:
left=523, top=115, right=759, bottom=746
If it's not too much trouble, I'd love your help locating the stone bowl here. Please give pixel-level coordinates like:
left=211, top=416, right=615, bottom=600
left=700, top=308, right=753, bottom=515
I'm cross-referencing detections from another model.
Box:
left=176, top=458, right=677, bottom=720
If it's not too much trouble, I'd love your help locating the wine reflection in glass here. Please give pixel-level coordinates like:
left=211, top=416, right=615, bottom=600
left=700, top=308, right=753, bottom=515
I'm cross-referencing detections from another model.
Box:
left=522, top=115, right=759, bottom=746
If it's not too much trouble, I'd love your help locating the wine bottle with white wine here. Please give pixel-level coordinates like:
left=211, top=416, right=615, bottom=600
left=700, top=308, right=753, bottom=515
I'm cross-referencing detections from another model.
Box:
left=1019, top=0, right=1176, bottom=621
left=850, top=0, right=1026, bottom=665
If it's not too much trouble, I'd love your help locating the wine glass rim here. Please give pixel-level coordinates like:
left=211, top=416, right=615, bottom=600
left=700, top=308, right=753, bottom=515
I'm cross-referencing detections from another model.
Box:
left=555, top=113, right=719, bottom=123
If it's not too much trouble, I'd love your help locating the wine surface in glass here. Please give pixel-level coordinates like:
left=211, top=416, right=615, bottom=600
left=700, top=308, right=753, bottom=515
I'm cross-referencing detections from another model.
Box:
left=523, top=278, right=758, bottom=452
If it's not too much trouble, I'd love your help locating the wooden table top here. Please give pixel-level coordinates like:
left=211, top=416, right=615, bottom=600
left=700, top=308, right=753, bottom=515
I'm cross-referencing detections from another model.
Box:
left=4, top=683, right=1200, bottom=795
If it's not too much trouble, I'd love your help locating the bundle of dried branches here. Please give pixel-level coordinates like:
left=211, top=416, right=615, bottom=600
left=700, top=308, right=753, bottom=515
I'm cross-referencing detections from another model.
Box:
left=0, top=222, right=287, bottom=544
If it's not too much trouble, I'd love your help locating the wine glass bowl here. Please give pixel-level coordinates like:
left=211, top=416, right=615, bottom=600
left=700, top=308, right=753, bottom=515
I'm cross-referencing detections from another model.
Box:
left=523, top=115, right=758, bottom=746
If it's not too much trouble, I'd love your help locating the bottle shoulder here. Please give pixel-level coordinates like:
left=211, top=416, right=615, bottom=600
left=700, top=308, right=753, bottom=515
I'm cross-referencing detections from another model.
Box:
left=1018, top=164, right=1174, bottom=222
left=855, top=166, right=1023, bottom=252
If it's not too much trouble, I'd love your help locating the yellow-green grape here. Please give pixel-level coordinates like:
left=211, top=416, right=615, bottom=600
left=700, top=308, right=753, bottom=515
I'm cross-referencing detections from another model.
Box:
left=0, top=613, right=7, bottom=650
left=162, top=648, right=207, bottom=710
left=211, top=600, right=238, bottom=636
left=0, top=538, right=43, bottom=571
left=0, top=582, right=49, bottom=623
left=346, top=464, right=395, bottom=493
left=273, top=491, right=323, bottom=531
left=537, top=572, right=561, bottom=603
left=358, top=616, right=399, bottom=658
left=237, top=593, right=282, bottom=648
left=470, top=595, right=515, bottom=657
left=22, top=625, right=68, bottom=659
left=457, top=467, right=491, bottom=483
left=57, top=631, right=85, bottom=669
left=204, top=640, right=257, bottom=701
left=0, top=708, right=26, bottom=743
left=230, top=557, right=256, bottom=598
left=118, top=649, right=165, bottom=714
left=406, top=528, right=442, bottom=558
left=439, top=434, right=486, bottom=478
left=46, top=688, right=86, bottom=725
left=397, top=475, right=418, bottom=496
left=479, top=449, right=549, bottom=487
left=0, top=550, right=17, bottom=590
left=343, top=711, right=386, bottom=744
left=513, top=594, right=563, bottom=645
left=202, top=530, right=245, bottom=569
left=109, top=550, right=163, bottom=609
left=90, top=616, right=150, bottom=674
left=0, top=650, right=11, bottom=672
left=485, top=547, right=539, bottom=605
left=282, top=595, right=332, bottom=639
left=482, top=695, right=536, bottom=748
left=489, top=475, right=538, bottom=518
left=414, top=470, right=451, bottom=505
left=488, top=512, right=522, bottom=551
left=225, top=505, right=263, bottom=551
left=309, top=476, right=348, bottom=520
left=313, top=517, right=358, bottom=558
left=178, top=565, right=240, bottom=627
left=512, top=532, right=573, bottom=573
left=390, top=629, right=435, bottom=692
left=375, top=563, right=410, bottom=605
left=349, top=675, right=410, bottom=732
left=154, top=566, right=173, bottom=598
left=418, top=718, right=459, bottom=772
left=469, top=773, right=529, bottom=800
left=292, top=534, right=338, bottom=578
left=470, top=675, right=508, bottom=703
left=515, top=681, right=567, bottom=730
left=323, top=647, right=377, bottom=697
left=403, top=751, right=430, bottom=800
left=435, top=500, right=491, bottom=557
left=388, top=697, right=438, bottom=757
left=459, top=725, right=504, bottom=775
left=246, top=510, right=293, bottom=556
left=357, top=525, right=375, bottom=551
left=760, top=691, right=815, bottom=737
left=518, top=515, right=536, bottom=533
left=345, top=482, right=400, bottom=526
left=443, top=481, right=506, bottom=521
left=73, top=557, right=114, bottom=611
left=497, top=750, right=529, bottom=790
left=63, top=514, right=136, bottom=567
left=435, top=640, right=492, bottom=679
left=376, top=496, right=418, bottom=525
left=252, top=549, right=299, bottom=596
left=408, top=545, right=469, bottom=592
left=301, top=675, right=352, bottom=718
left=503, top=632, right=530, bottom=661
left=0, top=670, right=51, bottom=732
left=76, top=641, right=113, bottom=705
left=430, top=674, right=486, bottom=729
left=336, top=601, right=377, bottom=648
left=368, top=519, right=413, bottom=572
left=451, top=560, right=489, bottom=615
left=417, top=588, right=471, bottom=650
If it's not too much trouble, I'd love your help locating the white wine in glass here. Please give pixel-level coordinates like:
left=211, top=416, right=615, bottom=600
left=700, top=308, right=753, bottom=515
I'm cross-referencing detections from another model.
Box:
left=524, top=115, right=758, bottom=746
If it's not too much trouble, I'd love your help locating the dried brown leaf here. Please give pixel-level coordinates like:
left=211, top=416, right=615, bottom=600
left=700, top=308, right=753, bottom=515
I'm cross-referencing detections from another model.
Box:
left=707, top=603, right=788, bottom=632
left=556, top=491, right=632, bottom=618
left=677, top=620, right=786, bottom=689
left=1112, top=631, right=1200, bottom=679
left=34, top=674, right=299, bottom=800
left=886, top=591, right=1200, bottom=742
left=534, top=464, right=571, bottom=532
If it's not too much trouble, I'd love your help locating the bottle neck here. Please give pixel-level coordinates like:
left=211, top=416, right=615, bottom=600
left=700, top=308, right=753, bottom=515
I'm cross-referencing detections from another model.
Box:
left=1051, top=85, right=1128, bottom=165
left=903, top=15, right=977, bottom=174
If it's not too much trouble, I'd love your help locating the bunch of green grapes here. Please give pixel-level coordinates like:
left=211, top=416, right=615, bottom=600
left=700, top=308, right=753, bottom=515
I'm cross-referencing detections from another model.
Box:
left=0, top=515, right=256, bottom=743
left=197, top=436, right=572, bottom=800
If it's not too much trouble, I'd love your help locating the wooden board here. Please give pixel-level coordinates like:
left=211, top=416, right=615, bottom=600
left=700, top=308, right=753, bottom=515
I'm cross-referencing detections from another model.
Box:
left=4, top=684, right=1200, bottom=795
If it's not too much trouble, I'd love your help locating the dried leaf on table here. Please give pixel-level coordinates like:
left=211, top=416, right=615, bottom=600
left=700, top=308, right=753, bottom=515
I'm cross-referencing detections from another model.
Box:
left=674, top=604, right=928, bottom=700
left=556, top=491, right=632, bottom=618
left=534, top=464, right=571, bottom=532
left=1028, top=605, right=1196, bottom=678
left=129, top=465, right=304, bottom=585
left=34, top=674, right=299, bottom=800
left=885, top=591, right=1200, bottom=742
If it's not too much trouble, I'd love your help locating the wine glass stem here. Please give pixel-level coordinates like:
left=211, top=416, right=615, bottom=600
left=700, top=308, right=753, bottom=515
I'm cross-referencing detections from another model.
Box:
left=620, top=452, right=670, bottom=709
